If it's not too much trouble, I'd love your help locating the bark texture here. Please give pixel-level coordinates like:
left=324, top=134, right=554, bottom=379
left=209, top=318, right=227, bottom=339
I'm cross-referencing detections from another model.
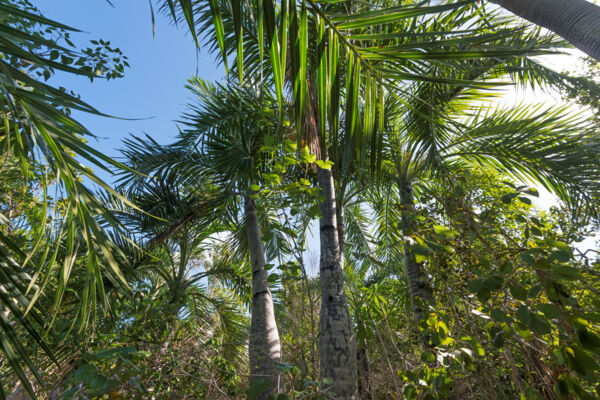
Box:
left=399, top=180, right=433, bottom=325
left=336, top=196, right=346, bottom=256
left=357, top=335, right=372, bottom=399
left=498, top=0, right=600, bottom=62
left=245, top=196, right=282, bottom=399
left=317, top=167, right=359, bottom=399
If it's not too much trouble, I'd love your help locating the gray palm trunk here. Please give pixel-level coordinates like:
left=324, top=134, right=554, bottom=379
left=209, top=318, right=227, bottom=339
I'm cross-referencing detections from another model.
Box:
left=337, top=198, right=372, bottom=397
left=317, top=166, right=359, bottom=399
left=357, top=330, right=372, bottom=399
left=244, top=196, right=282, bottom=398
left=398, top=179, right=433, bottom=326
left=497, top=0, right=600, bottom=61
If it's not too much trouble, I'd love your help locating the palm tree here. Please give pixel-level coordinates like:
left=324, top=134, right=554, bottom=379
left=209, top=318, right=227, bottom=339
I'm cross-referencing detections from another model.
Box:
left=52, top=172, right=252, bottom=398
left=183, top=80, right=286, bottom=398
left=118, top=79, right=288, bottom=399
left=379, top=64, right=600, bottom=340
left=495, top=0, right=600, bottom=61
left=297, top=5, right=552, bottom=397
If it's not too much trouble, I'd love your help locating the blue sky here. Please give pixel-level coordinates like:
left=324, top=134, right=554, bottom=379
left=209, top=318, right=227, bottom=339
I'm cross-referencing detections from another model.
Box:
left=33, top=0, right=225, bottom=181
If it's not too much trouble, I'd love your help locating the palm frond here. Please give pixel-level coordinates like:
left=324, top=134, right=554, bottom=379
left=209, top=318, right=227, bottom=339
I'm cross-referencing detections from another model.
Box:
left=446, top=103, right=600, bottom=216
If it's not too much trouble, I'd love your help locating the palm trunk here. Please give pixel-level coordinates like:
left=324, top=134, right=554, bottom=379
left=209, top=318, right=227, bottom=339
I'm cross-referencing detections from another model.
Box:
left=357, top=333, right=372, bottom=399
left=317, top=166, right=358, bottom=399
left=336, top=194, right=346, bottom=257
left=245, top=196, right=282, bottom=399
left=399, top=179, right=433, bottom=326
left=338, top=200, right=371, bottom=398
left=497, top=0, right=600, bottom=61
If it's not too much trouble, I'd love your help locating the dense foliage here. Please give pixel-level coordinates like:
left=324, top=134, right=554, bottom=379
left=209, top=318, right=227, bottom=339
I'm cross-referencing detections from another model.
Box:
left=1, top=0, right=600, bottom=399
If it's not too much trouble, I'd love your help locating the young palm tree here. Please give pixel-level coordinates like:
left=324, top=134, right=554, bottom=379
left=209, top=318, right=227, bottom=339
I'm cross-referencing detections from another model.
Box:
left=65, top=172, right=253, bottom=398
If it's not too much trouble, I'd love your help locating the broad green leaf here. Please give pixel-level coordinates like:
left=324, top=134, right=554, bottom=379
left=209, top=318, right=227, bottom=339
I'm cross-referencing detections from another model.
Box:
left=577, top=328, right=600, bottom=351
left=518, top=196, right=532, bottom=205
left=74, top=364, right=98, bottom=382
left=467, top=279, right=483, bottom=294
left=517, top=305, right=531, bottom=326
left=300, top=146, right=316, bottom=163
left=316, top=159, right=333, bottom=169
left=433, top=225, right=457, bottom=237
left=537, top=303, right=560, bottom=319
left=501, top=192, right=519, bottom=204
left=529, top=314, right=552, bottom=335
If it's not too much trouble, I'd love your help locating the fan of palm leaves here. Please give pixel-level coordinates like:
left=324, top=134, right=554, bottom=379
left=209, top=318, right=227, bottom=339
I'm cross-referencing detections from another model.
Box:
left=0, top=1, right=140, bottom=396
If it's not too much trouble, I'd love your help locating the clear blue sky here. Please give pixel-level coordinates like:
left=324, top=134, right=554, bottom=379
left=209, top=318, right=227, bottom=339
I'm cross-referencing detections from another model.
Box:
left=33, top=0, right=225, bottom=181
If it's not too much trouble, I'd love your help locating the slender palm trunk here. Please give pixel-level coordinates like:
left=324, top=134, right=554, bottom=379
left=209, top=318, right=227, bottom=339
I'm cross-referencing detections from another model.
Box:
left=357, top=332, right=372, bottom=399
left=338, top=200, right=371, bottom=397
left=398, top=179, right=433, bottom=326
left=317, top=166, right=358, bottom=399
left=338, top=202, right=373, bottom=399
left=497, top=0, right=600, bottom=61
left=244, top=196, right=282, bottom=399
left=336, top=197, right=346, bottom=256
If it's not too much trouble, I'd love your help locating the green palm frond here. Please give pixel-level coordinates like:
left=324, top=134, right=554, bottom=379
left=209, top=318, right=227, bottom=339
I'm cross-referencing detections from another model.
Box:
left=344, top=200, right=375, bottom=274
left=191, top=243, right=252, bottom=304
left=362, top=184, right=404, bottom=268
left=0, top=242, right=58, bottom=398
left=159, top=0, right=562, bottom=180
left=0, top=2, right=136, bottom=395
left=446, top=103, right=600, bottom=215
left=186, top=284, right=249, bottom=365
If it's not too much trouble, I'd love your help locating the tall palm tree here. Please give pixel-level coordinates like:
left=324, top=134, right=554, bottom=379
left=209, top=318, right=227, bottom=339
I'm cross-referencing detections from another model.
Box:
left=183, top=80, right=286, bottom=398
left=119, top=79, right=289, bottom=399
left=298, top=5, right=553, bottom=397
left=380, top=70, right=600, bottom=339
